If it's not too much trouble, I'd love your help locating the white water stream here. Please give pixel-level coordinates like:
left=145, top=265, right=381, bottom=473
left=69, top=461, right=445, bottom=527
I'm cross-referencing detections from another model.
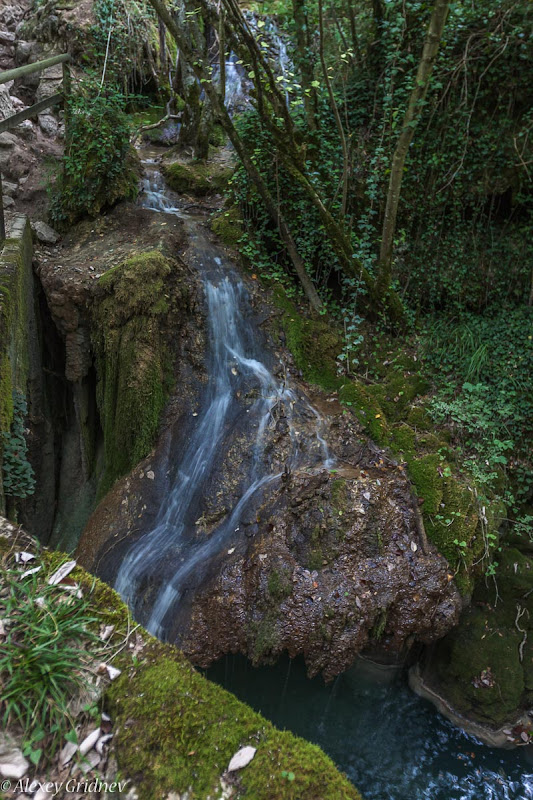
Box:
left=115, top=166, right=333, bottom=637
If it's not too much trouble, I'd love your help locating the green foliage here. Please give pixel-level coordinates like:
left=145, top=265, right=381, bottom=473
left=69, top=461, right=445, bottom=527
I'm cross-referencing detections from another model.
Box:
left=1, top=390, right=35, bottom=499
left=422, top=307, right=533, bottom=538
left=0, top=561, right=98, bottom=764
left=50, top=79, right=139, bottom=228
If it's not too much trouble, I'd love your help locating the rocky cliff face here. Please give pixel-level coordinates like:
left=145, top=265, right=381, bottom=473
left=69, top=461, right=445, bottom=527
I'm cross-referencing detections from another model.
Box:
left=76, top=213, right=461, bottom=681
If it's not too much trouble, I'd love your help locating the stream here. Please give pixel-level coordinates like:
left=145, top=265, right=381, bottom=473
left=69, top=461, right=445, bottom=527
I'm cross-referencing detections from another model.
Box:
left=116, top=157, right=532, bottom=799
left=208, top=654, right=533, bottom=800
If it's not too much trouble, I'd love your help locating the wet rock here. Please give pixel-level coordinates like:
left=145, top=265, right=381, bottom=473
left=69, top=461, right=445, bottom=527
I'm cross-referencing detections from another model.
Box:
left=3, top=195, right=14, bottom=208
left=15, top=40, right=36, bottom=65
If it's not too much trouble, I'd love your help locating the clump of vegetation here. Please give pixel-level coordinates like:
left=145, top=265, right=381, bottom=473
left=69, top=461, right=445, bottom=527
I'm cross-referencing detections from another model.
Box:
left=0, top=558, right=98, bottom=765
left=1, top=390, right=35, bottom=500
left=50, top=78, right=139, bottom=228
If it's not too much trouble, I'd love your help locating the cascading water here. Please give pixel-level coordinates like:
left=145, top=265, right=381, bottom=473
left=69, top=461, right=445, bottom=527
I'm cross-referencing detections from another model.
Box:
left=116, top=157, right=531, bottom=800
left=116, top=160, right=333, bottom=638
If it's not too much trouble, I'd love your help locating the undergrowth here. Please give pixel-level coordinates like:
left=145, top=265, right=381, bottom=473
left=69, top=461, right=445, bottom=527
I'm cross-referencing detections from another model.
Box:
left=0, top=562, right=99, bottom=766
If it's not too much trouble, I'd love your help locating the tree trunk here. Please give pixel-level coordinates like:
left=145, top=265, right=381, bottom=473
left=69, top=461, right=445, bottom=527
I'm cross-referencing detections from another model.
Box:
left=377, top=0, right=450, bottom=292
left=146, top=0, right=324, bottom=313
left=291, top=0, right=318, bottom=131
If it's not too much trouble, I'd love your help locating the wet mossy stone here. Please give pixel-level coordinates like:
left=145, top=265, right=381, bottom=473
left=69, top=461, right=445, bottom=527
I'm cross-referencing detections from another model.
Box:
left=14, top=544, right=362, bottom=800
left=162, top=160, right=233, bottom=196
left=272, top=286, right=342, bottom=392
left=428, top=547, right=533, bottom=726
left=92, top=251, right=185, bottom=496
left=210, top=206, right=243, bottom=248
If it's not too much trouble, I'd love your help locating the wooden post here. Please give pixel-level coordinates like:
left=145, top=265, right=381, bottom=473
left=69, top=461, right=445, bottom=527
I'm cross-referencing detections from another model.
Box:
left=62, top=60, right=71, bottom=141
left=0, top=171, right=5, bottom=242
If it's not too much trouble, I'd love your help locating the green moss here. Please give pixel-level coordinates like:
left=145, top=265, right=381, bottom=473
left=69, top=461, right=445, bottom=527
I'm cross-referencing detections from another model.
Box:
left=162, top=160, right=233, bottom=196
left=331, top=478, right=348, bottom=512
left=208, top=123, right=227, bottom=147
left=434, top=608, right=524, bottom=726
left=372, top=372, right=429, bottom=422
left=391, top=423, right=416, bottom=453
left=92, top=251, right=182, bottom=495
left=108, top=655, right=360, bottom=800
left=272, top=286, right=342, bottom=391
left=35, top=552, right=362, bottom=799
left=406, top=406, right=432, bottom=431
left=210, top=206, right=244, bottom=247
left=338, top=382, right=390, bottom=445
left=407, top=453, right=443, bottom=514
left=0, top=353, right=13, bottom=434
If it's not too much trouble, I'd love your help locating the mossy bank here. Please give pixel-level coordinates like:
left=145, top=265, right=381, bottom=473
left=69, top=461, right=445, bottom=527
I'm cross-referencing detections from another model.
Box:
left=0, top=519, right=363, bottom=800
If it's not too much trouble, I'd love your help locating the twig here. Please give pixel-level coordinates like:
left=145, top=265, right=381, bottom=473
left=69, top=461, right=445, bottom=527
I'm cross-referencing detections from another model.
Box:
left=515, top=603, right=528, bottom=663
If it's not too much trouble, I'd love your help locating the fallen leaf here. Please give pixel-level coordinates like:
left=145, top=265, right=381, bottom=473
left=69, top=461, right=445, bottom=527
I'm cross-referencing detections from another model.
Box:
left=100, top=624, right=115, bottom=642
left=95, top=733, right=113, bottom=755
left=20, top=566, right=41, bottom=579
left=227, top=746, right=256, bottom=772
left=48, top=560, right=77, bottom=585
left=106, top=665, right=121, bottom=681
left=410, top=541, right=418, bottom=552
left=79, top=728, right=100, bottom=756
left=16, top=551, right=35, bottom=563
left=59, top=740, right=78, bottom=766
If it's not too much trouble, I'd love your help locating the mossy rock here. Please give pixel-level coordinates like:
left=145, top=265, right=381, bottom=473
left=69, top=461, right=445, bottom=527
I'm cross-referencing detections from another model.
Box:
left=210, top=206, right=243, bottom=247
left=162, top=160, right=233, bottom=196
left=209, top=123, right=227, bottom=147
left=428, top=546, right=533, bottom=726
left=406, top=406, right=433, bottom=431
left=391, top=423, right=416, bottom=454
left=273, top=286, right=342, bottom=392
left=338, top=382, right=389, bottom=446
left=432, top=608, right=525, bottom=725
left=6, top=539, right=362, bottom=800
left=108, top=653, right=361, bottom=799
left=372, top=372, right=429, bottom=422
left=92, top=251, right=185, bottom=496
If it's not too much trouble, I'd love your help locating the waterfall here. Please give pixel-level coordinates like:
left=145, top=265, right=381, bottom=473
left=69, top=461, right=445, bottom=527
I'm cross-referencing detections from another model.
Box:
left=116, top=164, right=333, bottom=638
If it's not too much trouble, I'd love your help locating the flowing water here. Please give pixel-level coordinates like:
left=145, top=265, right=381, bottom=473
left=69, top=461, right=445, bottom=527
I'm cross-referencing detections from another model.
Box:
left=208, top=654, right=533, bottom=800
left=119, top=160, right=531, bottom=798
left=116, top=162, right=333, bottom=637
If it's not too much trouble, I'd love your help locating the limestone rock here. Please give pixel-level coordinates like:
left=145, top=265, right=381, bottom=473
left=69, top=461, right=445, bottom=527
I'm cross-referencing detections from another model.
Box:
left=0, top=131, right=17, bottom=148
left=38, top=113, right=58, bottom=137
left=2, top=179, right=17, bottom=197
left=32, top=220, right=60, bottom=244
left=0, top=733, right=29, bottom=779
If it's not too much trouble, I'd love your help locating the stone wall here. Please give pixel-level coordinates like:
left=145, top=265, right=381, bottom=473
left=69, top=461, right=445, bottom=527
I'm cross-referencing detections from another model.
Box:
left=0, top=213, right=34, bottom=514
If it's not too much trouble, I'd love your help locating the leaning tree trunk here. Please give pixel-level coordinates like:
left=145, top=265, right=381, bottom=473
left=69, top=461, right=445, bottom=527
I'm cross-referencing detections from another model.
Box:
left=376, top=0, right=450, bottom=293
left=146, top=0, right=324, bottom=313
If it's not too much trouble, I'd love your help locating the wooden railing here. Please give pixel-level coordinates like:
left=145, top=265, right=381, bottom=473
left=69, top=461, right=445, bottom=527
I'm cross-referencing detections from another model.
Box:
left=0, top=53, right=71, bottom=240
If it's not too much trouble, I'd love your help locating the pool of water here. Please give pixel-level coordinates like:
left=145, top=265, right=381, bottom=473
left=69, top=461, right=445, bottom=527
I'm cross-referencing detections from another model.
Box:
left=206, top=654, right=533, bottom=799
